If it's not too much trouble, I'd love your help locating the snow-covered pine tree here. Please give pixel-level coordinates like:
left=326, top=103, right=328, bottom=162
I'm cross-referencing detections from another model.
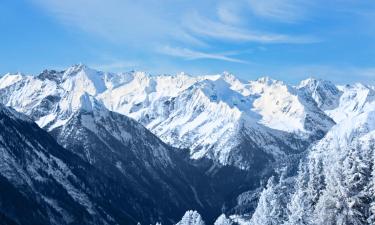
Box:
left=250, top=176, right=288, bottom=225
left=176, top=210, right=205, bottom=225
left=314, top=144, right=371, bottom=225
left=368, top=140, right=375, bottom=224
left=214, top=214, right=233, bottom=225
left=307, top=156, right=326, bottom=206
left=284, top=162, right=313, bottom=225
left=341, top=145, right=372, bottom=225
left=313, top=144, right=347, bottom=225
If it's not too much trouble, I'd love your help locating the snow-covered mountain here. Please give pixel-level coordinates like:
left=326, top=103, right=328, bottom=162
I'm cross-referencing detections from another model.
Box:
left=2, top=64, right=375, bottom=224
left=298, top=78, right=342, bottom=111
left=0, top=102, right=156, bottom=224
left=298, top=78, right=375, bottom=123
left=98, top=73, right=334, bottom=169
left=0, top=70, right=254, bottom=224
left=224, top=80, right=375, bottom=225
left=169, top=77, right=375, bottom=225
left=0, top=65, right=334, bottom=170
left=0, top=99, right=232, bottom=224
left=47, top=92, right=227, bottom=223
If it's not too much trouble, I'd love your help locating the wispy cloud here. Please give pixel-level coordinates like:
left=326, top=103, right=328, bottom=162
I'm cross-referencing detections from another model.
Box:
left=217, top=1, right=243, bottom=25
left=30, top=0, right=322, bottom=68
left=32, top=0, right=319, bottom=45
left=31, top=0, right=179, bottom=45
left=183, top=12, right=319, bottom=43
left=158, top=46, right=247, bottom=63
left=246, top=0, right=311, bottom=22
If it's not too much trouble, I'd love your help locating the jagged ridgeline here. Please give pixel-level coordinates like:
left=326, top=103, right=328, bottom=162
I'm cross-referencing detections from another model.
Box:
left=0, top=64, right=374, bottom=224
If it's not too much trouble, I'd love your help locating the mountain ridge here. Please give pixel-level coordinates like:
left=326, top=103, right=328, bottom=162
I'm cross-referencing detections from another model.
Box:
left=0, top=65, right=336, bottom=170
left=2, top=64, right=375, bottom=224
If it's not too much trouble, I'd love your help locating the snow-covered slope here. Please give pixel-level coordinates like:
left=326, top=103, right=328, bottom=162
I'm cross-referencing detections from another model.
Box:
left=0, top=65, right=334, bottom=170
left=325, top=83, right=375, bottom=123
left=98, top=71, right=333, bottom=169
left=248, top=77, right=333, bottom=135
left=44, top=92, right=233, bottom=224
left=0, top=73, right=23, bottom=89
left=50, top=93, right=172, bottom=165
left=0, top=103, right=145, bottom=224
left=246, top=93, right=375, bottom=225
left=298, top=78, right=342, bottom=111
left=299, top=78, right=375, bottom=124
left=0, top=100, right=229, bottom=224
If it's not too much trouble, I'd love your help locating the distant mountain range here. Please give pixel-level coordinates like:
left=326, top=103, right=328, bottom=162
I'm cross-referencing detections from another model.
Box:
left=1, top=64, right=374, bottom=224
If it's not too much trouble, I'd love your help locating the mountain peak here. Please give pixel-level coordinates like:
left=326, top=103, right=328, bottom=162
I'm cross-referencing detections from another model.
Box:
left=132, top=71, right=150, bottom=80
left=298, top=77, right=334, bottom=89
left=63, top=63, right=93, bottom=77
left=69, top=63, right=88, bottom=70
left=220, top=71, right=244, bottom=83
left=298, top=77, right=342, bottom=111
left=221, top=71, right=235, bottom=79
left=0, top=72, right=24, bottom=88
left=256, top=76, right=281, bottom=86
left=37, top=69, right=64, bottom=82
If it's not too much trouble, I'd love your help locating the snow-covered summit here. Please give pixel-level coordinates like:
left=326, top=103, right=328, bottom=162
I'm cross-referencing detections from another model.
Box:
left=0, top=65, right=336, bottom=169
left=249, top=77, right=334, bottom=135
left=324, top=83, right=375, bottom=123
left=298, top=77, right=342, bottom=111
left=0, top=72, right=24, bottom=89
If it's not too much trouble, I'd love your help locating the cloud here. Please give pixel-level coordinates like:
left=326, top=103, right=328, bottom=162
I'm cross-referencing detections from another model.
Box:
left=183, top=12, right=319, bottom=43
left=30, top=0, right=321, bottom=71
left=246, top=0, right=310, bottom=22
left=32, top=0, right=318, bottom=45
left=31, top=0, right=183, bottom=45
left=158, top=46, right=247, bottom=63
left=217, top=2, right=243, bottom=24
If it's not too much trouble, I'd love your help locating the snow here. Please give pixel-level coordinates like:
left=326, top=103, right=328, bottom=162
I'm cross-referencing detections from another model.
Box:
left=0, top=65, right=336, bottom=169
left=298, top=77, right=342, bottom=110
left=36, top=113, right=56, bottom=128
left=229, top=215, right=251, bottom=225
left=214, top=214, right=233, bottom=225
left=325, top=83, right=375, bottom=123
left=0, top=105, right=99, bottom=218
left=0, top=73, right=23, bottom=89
left=251, top=79, right=306, bottom=133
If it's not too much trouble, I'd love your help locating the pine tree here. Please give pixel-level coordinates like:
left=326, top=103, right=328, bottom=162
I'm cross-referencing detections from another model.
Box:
left=250, top=176, right=288, bottom=225
left=368, top=140, right=375, bottom=224
left=307, top=156, right=326, bottom=206
left=176, top=210, right=205, bottom=225
left=284, top=162, right=313, bottom=225
left=214, top=214, right=233, bottom=225
left=341, top=146, right=371, bottom=225
left=314, top=145, right=371, bottom=225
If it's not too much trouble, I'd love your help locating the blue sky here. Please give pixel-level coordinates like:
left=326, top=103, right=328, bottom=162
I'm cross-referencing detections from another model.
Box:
left=1, top=0, right=375, bottom=84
